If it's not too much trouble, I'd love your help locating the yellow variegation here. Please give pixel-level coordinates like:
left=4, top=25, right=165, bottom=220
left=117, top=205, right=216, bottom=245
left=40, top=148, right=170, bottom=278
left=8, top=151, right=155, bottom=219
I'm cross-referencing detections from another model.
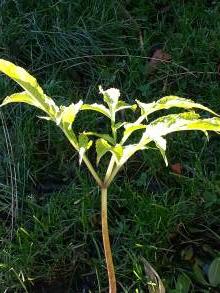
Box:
left=1, top=91, right=44, bottom=110
left=83, top=132, right=115, bottom=145
left=99, top=86, right=120, bottom=106
left=96, top=138, right=112, bottom=166
left=138, top=112, right=220, bottom=165
left=95, top=138, right=123, bottom=166
left=136, top=95, right=220, bottom=119
left=121, top=123, right=146, bottom=144
left=56, top=100, right=83, bottom=129
left=115, top=101, right=137, bottom=113
left=81, top=103, right=111, bottom=118
left=0, top=59, right=58, bottom=117
left=78, top=133, right=93, bottom=165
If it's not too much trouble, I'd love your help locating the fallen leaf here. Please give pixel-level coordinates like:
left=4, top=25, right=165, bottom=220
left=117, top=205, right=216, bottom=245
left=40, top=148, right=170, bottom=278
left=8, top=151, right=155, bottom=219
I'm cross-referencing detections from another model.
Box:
left=149, top=48, right=171, bottom=73
left=171, top=163, right=182, bottom=174
left=141, top=257, right=165, bottom=293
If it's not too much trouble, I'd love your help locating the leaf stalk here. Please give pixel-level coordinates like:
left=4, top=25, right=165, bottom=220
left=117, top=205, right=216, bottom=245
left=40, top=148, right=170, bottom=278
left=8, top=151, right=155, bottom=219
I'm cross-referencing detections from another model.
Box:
left=101, top=187, right=117, bottom=293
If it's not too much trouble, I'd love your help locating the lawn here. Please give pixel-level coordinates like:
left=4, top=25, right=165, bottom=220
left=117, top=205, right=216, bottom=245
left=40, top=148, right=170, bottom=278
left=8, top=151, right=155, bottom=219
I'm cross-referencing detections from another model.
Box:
left=0, top=1, right=220, bottom=292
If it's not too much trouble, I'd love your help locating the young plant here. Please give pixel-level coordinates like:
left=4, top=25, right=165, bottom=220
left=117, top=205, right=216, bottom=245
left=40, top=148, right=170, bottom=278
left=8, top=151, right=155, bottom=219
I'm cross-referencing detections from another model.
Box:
left=1, top=59, right=220, bottom=292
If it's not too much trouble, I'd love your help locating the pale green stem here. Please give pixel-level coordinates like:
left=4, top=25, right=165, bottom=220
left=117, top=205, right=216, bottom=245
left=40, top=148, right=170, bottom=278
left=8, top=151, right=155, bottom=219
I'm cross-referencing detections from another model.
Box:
left=101, top=187, right=117, bottom=293
left=63, top=129, right=102, bottom=187
left=111, top=121, right=117, bottom=143
left=106, top=149, right=141, bottom=186
left=135, top=114, right=145, bottom=125
left=105, top=164, right=122, bottom=187
left=104, top=155, right=115, bottom=183
left=82, top=155, right=103, bottom=186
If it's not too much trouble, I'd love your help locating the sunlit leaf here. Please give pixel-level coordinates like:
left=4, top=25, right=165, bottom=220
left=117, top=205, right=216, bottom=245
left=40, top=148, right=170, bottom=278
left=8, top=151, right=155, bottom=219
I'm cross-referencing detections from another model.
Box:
left=56, top=100, right=83, bottom=130
left=81, top=103, right=111, bottom=118
left=116, top=101, right=137, bottom=112
left=96, top=138, right=123, bottom=165
left=96, top=138, right=112, bottom=166
left=121, top=123, right=146, bottom=144
left=112, top=144, right=123, bottom=162
left=153, top=136, right=168, bottom=166
left=187, top=118, right=220, bottom=131
left=0, top=59, right=58, bottom=116
left=146, top=112, right=220, bottom=136
left=208, top=257, right=220, bottom=286
left=119, top=144, right=147, bottom=165
left=78, top=133, right=93, bottom=165
left=1, top=91, right=44, bottom=110
left=99, top=86, right=121, bottom=122
left=139, top=112, right=220, bottom=165
left=136, top=95, right=220, bottom=119
left=57, top=101, right=83, bottom=150
left=83, top=131, right=115, bottom=144
left=99, top=86, right=120, bottom=106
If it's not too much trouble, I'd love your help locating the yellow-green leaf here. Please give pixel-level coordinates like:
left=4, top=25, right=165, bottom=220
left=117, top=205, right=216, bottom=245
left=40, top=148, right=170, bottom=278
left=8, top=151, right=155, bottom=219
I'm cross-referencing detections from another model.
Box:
left=112, top=144, right=123, bottom=162
left=121, top=123, right=146, bottom=144
left=136, top=95, right=220, bottom=119
left=187, top=117, right=220, bottom=131
left=81, top=103, right=111, bottom=118
left=57, top=100, right=83, bottom=130
left=99, top=86, right=122, bottom=122
left=139, top=112, right=220, bottom=165
left=83, top=131, right=115, bottom=144
left=0, top=59, right=58, bottom=116
left=147, top=112, right=220, bottom=136
left=96, top=138, right=112, bottom=165
left=99, top=86, right=120, bottom=106
left=95, top=139, right=123, bottom=165
left=119, top=144, right=147, bottom=165
left=153, top=136, right=168, bottom=166
left=1, top=91, right=44, bottom=110
left=78, top=133, right=93, bottom=165
left=116, top=101, right=137, bottom=112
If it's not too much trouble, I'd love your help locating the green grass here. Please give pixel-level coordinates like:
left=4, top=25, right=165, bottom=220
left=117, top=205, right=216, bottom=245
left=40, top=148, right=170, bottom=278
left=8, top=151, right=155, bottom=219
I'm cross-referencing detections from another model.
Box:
left=1, top=0, right=220, bottom=292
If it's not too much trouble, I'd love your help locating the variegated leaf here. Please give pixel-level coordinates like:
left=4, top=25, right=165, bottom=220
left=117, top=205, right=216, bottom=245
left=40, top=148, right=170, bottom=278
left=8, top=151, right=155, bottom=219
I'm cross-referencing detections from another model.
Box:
left=139, top=112, right=220, bottom=165
left=81, top=103, right=111, bottom=119
left=96, top=138, right=112, bottom=166
left=136, top=95, right=219, bottom=119
left=56, top=100, right=83, bottom=130
left=121, top=123, right=146, bottom=144
left=1, top=91, right=44, bottom=110
left=96, top=138, right=123, bottom=165
left=0, top=59, right=58, bottom=116
left=78, top=133, right=93, bottom=164
left=116, top=101, right=137, bottom=112
left=83, top=132, right=115, bottom=145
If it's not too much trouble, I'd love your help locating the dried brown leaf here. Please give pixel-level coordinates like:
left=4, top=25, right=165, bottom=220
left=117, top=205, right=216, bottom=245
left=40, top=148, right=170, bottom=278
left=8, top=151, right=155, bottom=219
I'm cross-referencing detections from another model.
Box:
left=141, top=257, right=165, bottom=293
left=171, top=163, right=182, bottom=174
left=149, top=49, right=171, bottom=73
